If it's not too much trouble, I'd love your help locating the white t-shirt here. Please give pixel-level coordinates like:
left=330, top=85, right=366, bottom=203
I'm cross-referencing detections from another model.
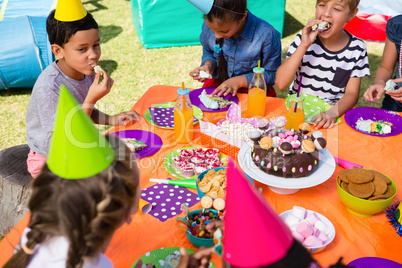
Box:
left=17, top=228, right=114, bottom=268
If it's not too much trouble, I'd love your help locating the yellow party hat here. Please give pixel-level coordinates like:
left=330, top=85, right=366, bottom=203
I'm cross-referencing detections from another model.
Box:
left=47, top=85, right=115, bottom=179
left=55, top=0, right=87, bottom=22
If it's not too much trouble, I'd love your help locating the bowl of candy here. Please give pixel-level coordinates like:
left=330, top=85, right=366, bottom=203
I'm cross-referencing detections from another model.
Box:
left=176, top=205, right=223, bottom=248
left=197, top=167, right=254, bottom=200
left=336, top=168, right=397, bottom=217
left=279, top=206, right=335, bottom=254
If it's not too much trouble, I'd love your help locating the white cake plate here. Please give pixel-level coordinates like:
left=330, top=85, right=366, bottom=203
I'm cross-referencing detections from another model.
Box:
left=238, top=143, right=335, bottom=194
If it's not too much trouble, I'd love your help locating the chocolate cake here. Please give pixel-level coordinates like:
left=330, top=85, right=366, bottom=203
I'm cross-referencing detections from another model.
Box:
left=250, top=127, right=326, bottom=178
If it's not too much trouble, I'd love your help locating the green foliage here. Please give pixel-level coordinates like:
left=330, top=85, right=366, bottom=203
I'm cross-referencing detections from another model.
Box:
left=0, top=0, right=385, bottom=151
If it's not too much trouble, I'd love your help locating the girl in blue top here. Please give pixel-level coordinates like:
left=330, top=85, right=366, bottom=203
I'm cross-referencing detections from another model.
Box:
left=363, top=15, right=402, bottom=111
left=188, top=0, right=281, bottom=97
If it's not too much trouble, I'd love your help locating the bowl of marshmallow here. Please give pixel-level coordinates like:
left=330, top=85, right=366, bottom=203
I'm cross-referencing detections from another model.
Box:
left=280, top=206, right=335, bottom=253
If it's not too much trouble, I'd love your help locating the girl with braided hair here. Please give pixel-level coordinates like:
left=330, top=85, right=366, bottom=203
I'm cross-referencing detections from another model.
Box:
left=188, top=0, right=281, bottom=97
left=5, top=87, right=216, bottom=268
left=4, top=134, right=141, bottom=268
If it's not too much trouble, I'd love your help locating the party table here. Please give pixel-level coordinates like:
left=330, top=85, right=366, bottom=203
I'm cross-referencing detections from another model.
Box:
left=0, top=85, right=401, bottom=267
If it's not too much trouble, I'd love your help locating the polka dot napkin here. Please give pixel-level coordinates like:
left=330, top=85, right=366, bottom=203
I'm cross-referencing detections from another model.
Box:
left=141, top=179, right=200, bottom=222
left=150, top=107, right=199, bottom=128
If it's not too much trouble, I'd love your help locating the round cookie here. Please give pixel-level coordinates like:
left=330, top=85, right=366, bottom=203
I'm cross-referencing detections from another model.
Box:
left=299, top=122, right=312, bottom=135
left=259, top=136, right=273, bottom=150
left=382, top=184, right=395, bottom=199
left=346, top=168, right=373, bottom=184
left=338, top=169, right=350, bottom=183
left=301, top=140, right=315, bottom=153
left=340, top=181, right=351, bottom=194
left=372, top=176, right=388, bottom=196
left=348, top=182, right=375, bottom=199
left=368, top=170, right=391, bottom=184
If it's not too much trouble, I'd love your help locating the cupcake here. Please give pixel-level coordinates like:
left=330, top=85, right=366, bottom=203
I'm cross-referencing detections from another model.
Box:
left=191, top=155, right=205, bottom=165
left=195, top=164, right=209, bottom=176
left=194, top=148, right=206, bottom=158
left=181, top=163, right=195, bottom=177
left=208, top=160, right=223, bottom=169
left=206, top=148, right=220, bottom=158
left=173, top=156, right=187, bottom=169
left=180, top=149, right=194, bottom=158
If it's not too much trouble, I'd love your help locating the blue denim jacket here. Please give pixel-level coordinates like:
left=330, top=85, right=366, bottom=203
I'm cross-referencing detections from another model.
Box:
left=200, top=11, right=281, bottom=88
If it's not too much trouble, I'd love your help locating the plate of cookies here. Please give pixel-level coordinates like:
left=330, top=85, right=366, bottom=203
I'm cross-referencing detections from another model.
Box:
left=336, top=168, right=397, bottom=217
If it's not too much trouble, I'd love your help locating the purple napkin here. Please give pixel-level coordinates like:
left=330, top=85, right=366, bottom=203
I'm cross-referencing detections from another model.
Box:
left=141, top=179, right=200, bottom=222
left=149, top=107, right=198, bottom=128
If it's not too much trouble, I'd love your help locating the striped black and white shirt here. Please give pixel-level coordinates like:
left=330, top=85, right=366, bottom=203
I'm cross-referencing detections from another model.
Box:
left=287, top=31, right=370, bottom=105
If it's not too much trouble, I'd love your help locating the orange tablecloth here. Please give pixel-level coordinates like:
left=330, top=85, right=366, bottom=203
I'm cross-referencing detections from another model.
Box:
left=1, top=85, right=401, bottom=267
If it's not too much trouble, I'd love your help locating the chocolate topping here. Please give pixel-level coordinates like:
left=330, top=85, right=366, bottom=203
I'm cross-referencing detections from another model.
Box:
left=314, top=137, right=327, bottom=150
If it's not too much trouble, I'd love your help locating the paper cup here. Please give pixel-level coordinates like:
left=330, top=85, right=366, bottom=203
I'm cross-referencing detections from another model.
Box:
left=139, top=199, right=152, bottom=214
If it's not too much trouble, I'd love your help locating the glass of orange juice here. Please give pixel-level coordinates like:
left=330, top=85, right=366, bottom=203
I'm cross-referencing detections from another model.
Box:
left=285, top=96, right=305, bottom=130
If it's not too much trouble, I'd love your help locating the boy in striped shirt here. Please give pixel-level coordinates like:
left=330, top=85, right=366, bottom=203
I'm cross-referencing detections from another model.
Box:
left=275, top=0, right=370, bottom=129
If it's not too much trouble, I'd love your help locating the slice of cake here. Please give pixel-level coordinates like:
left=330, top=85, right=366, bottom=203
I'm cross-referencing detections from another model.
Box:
left=199, top=89, right=232, bottom=109
left=121, top=138, right=147, bottom=152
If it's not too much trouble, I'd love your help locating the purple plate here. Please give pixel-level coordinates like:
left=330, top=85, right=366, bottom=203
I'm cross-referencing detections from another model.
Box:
left=189, top=87, right=239, bottom=112
left=348, top=257, right=401, bottom=268
left=344, top=107, right=402, bottom=137
left=111, top=130, right=162, bottom=158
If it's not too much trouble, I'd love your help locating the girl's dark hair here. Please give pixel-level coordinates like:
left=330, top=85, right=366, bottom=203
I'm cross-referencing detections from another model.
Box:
left=46, top=9, right=98, bottom=47
left=4, top=135, right=140, bottom=268
left=205, top=0, right=247, bottom=83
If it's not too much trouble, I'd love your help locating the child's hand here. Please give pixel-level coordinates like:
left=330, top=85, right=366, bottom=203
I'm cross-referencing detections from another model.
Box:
left=211, top=77, right=244, bottom=97
left=177, top=246, right=216, bottom=268
left=387, top=87, right=402, bottom=103
left=363, top=84, right=386, bottom=103
left=86, top=70, right=114, bottom=104
left=301, top=19, right=321, bottom=49
left=109, top=110, right=140, bottom=126
left=386, top=78, right=402, bottom=103
left=312, top=110, right=337, bottom=129
left=190, top=65, right=213, bottom=83
left=205, top=220, right=224, bottom=233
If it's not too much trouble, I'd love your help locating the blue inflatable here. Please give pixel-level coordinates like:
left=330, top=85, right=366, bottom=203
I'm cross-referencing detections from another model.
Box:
left=0, top=0, right=55, bottom=90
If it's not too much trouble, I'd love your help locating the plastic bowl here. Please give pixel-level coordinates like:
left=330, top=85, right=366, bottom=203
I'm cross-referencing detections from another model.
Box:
left=279, top=209, right=335, bottom=254
left=336, top=173, right=397, bottom=217
left=185, top=209, right=218, bottom=248
left=196, top=167, right=254, bottom=200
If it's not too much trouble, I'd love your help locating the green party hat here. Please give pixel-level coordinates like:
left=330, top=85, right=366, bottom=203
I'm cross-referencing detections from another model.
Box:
left=47, top=85, right=115, bottom=179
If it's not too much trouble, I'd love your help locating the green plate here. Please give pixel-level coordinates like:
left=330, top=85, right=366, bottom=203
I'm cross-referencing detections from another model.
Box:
left=164, top=147, right=228, bottom=180
left=285, top=93, right=342, bottom=125
left=130, top=247, right=216, bottom=268
left=145, top=102, right=203, bottom=129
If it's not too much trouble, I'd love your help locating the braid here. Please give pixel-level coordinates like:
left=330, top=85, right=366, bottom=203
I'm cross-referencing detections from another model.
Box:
left=4, top=135, right=139, bottom=268
left=216, top=38, right=229, bottom=83
left=4, top=175, right=61, bottom=268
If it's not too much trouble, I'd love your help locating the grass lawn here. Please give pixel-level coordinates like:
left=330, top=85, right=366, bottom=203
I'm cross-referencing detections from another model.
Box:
left=0, top=0, right=385, bottom=152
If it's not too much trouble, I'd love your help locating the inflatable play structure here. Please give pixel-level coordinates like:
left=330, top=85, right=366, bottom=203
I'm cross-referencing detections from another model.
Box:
left=345, top=0, right=402, bottom=42
left=131, top=0, right=286, bottom=49
left=0, top=0, right=55, bottom=90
